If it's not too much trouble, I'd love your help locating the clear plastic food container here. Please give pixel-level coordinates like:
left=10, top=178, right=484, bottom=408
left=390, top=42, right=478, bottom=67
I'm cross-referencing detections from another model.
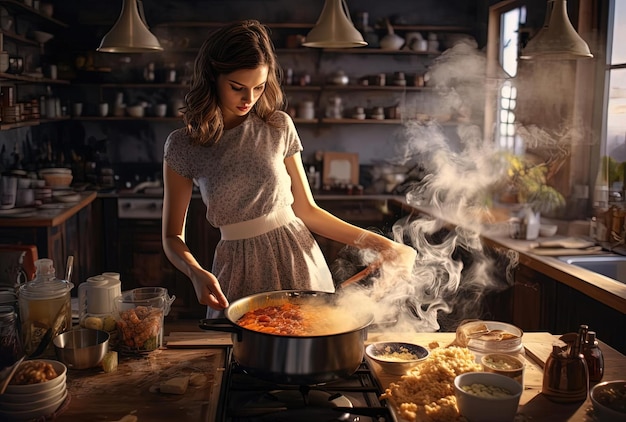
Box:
left=114, top=287, right=175, bottom=355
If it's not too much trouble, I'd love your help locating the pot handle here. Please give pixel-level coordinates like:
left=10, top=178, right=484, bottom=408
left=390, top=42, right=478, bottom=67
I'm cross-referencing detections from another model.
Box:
left=198, top=318, right=243, bottom=341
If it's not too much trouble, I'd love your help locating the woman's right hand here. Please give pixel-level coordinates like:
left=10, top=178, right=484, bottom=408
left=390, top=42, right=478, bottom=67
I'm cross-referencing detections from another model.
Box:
left=190, top=267, right=229, bottom=311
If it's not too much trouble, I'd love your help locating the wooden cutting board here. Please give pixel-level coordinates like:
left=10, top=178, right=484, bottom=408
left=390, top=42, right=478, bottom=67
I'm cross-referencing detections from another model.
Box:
left=165, top=331, right=232, bottom=347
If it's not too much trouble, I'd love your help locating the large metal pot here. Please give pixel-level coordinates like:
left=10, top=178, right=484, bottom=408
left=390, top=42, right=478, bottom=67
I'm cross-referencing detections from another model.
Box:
left=199, top=290, right=373, bottom=385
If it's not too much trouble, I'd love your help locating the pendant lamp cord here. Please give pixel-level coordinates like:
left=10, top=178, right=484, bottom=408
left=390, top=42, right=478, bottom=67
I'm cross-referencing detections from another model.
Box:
left=136, top=0, right=148, bottom=26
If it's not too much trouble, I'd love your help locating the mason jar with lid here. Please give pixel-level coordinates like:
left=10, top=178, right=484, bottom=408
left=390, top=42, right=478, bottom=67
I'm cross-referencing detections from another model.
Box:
left=18, top=258, right=73, bottom=358
left=456, top=319, right=525, bottom=363
left=0, top=305, right=23, bottom=369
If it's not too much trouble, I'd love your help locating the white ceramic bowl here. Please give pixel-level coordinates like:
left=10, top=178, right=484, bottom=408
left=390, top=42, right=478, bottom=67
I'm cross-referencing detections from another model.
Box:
left=0, top=389, right=67, bottom=421
left=4, top=360, right=67, bottom=394
left=539, top=224, right=558, bottom=237
left=0, top=375, right=66, bottom=404
left=590, top=380, right=626, bottom=421
left=454, top=372, right=522, bottom=422
left=365, top=341, right=429, bottom=375
left=126, top=105, right=145, bottom=118
left=0, top=383, right=66, bottom=410
left=32, top=30, right=54, bottom=44
left=481, top=353, right=525, bottom=386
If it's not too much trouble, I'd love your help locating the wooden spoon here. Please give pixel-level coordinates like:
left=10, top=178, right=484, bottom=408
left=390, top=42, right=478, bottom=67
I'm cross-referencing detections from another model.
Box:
left=0, top=355, right=25, bottom=394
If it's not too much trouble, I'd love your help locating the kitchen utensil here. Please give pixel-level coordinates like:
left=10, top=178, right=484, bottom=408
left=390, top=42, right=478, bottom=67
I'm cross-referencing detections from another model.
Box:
left=198, top=289, right=373, bottom=385
left=29, top=299, right=70, bottom=358
left=0, top=355, right=24, bottom=394
left=53, top=328, right=109, bottom=369
left=365, top=341, right=429, bottom=375
left=379, top=19, right=404, bottom=50
left=454, top=372, right=523, bottom=422
left=590, top=380, right=626, bottom=421
left=542, top=337, right=589, bottom=403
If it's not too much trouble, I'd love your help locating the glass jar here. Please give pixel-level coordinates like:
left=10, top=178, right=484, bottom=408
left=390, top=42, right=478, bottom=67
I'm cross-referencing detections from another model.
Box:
left=456, top=320, right=525, bottom=363
left=0, top=305, right=23, bottom=370
left=115, top=287, right=174, bottom=355
left=17, top=258, right=73, bottom=358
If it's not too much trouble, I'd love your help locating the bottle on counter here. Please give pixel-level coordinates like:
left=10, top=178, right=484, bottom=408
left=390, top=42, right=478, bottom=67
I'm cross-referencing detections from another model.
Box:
left=583, top=331, right=604, bottom=382
left=17, top=258, right=73, bottom=358
left=78, top=273, right=122, bottom=346
left=0, top=305, right=24, bottom=370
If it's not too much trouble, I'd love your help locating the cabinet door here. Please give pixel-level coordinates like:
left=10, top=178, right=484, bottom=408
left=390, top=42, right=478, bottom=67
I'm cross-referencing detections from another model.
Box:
left=511, top=264, right=556, bottom=332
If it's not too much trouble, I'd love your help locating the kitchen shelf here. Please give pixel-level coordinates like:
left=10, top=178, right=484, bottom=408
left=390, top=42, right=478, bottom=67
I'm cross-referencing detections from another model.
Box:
left=73, top=116, right=183, bottom=122
left=0, top=29, right=38, bottom=47
left=0, top=72, right=70, bottom=84
left=0, top=0, right=68, bottom=28
left=321, top=118, right=402, bottom=125
left=96, top=83, right=188, bottom=89
left=0, top=115, right=69, bottom=130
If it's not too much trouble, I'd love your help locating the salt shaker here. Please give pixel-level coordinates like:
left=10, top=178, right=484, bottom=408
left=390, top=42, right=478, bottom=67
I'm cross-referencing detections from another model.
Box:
left=583, top=331, right=604, bottom=382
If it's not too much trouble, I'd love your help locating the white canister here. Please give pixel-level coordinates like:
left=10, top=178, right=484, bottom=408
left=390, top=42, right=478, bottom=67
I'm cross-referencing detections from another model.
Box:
left=298, top=101, right=315, bottom=120
left=78, top=275, right=122, bottom=318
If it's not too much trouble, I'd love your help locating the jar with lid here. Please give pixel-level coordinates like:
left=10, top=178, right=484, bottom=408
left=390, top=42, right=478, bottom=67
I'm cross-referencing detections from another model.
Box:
left=583, top=330, right=604, bottom=382
left=456, top=320, right=525, bottom=363
left=17, top=258, right=73, bottom=358
left=78, top=274, right=122, bottom=342
left=0, top=305, right=23, bottom=370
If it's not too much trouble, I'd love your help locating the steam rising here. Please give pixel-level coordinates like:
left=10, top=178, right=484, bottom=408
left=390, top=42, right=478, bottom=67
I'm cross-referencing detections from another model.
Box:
left=334, top=39, right=521, bottom=333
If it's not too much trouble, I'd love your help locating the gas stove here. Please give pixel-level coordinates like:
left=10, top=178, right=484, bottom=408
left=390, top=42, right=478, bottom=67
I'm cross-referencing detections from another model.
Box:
left=216, top=350, right=393, bottom=422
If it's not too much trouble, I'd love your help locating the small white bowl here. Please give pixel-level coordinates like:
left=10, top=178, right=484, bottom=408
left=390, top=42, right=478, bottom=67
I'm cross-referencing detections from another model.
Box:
left=126, top=105, right=145, bottom=118
left=0, top=383, right=65, bottom=410
left=481, top=353, right=525, bottom=386
left=454, top=372, right=522, bottom=422
left=0, top=389, right=67, bottom=420
left=4, top=360, right=67, bottom=394
left=0, top=376, right=66, bottom=404
left=31, top=30, right=54, bottom=44
left=365, top=341, right=429, bottom=375
left=539, top=224, right=558, bottom=237
left=590, top=380, right=626, bottom=421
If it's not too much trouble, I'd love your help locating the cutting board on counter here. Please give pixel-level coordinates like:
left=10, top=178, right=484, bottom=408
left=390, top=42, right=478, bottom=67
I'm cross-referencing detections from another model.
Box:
left=165, top=331, right=232, bottom=347
left=528, top=237, right=602, bottom=256
left=55, top=348, right=227, bottom=422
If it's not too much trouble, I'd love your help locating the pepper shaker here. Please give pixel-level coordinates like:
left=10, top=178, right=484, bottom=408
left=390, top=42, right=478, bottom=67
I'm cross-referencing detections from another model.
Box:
left=583, top=331, right=604, bottom=382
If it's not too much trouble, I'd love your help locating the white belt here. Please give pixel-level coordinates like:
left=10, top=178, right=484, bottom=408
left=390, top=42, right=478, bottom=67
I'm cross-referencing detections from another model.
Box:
left=219, top=207, right=296, bottom=241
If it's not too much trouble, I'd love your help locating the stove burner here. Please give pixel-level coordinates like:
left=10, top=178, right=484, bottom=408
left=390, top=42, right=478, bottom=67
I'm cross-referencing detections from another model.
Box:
left=221, top=358, right=392, bottom=421
left=231, top=388, right=354, bottom=421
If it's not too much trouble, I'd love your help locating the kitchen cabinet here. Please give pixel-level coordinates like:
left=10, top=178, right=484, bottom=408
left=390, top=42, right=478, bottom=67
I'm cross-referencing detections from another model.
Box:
left=510, top=263, right=557, bottom=332
left=0, top=192, right=97, bottom=285
left=0, top=0, right=70, bottom=131
left=105, top=196, right=217, bottom=319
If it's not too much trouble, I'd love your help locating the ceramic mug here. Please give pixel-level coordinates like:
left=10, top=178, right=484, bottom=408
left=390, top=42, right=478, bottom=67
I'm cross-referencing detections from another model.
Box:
left=155, top=103, right=167, bottom=117
left=72, top=102, right=83, bottom=117
left=98, top=102, right=109, bottom=117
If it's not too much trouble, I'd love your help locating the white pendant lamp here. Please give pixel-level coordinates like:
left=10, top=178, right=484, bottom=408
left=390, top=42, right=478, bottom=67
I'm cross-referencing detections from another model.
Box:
left=98, top=0, right=163, bottom=53
left=520, top=0, right=592, bottom=60
left=302, top=0, right=367, bottom=48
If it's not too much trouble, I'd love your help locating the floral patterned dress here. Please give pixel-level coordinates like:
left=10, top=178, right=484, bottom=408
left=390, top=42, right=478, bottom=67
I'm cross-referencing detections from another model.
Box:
left=164, top=111, right=334, bottom=317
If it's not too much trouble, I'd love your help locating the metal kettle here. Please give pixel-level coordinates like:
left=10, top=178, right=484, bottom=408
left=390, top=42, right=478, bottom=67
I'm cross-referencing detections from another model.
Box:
left=542, top=326, right=589, bottom=403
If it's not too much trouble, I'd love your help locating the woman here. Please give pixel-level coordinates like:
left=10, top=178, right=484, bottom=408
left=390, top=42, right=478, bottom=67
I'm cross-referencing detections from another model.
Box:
left=162, top=20, right=415, bottom=317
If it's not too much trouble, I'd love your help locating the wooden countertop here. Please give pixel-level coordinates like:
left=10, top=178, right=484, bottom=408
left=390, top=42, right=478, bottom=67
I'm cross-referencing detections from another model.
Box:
left=55, top=327, right=624, bottom=422
left=367, top=331, right=626, bottom=422
left=389, top=199, right=626, bottom=315
left=0, top=191, right=97, bottom=228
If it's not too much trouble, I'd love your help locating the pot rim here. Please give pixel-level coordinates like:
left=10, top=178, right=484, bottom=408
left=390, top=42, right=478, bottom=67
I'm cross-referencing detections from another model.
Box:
left=223, top=289, right=374, bottom=338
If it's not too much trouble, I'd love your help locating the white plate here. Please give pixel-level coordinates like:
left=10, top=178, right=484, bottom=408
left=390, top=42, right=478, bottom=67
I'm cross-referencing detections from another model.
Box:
left=38, top=203, right=68, bottom=209
left=0, top=208, right=36, bottom=218
left=52, top=192, right=81, bottom=203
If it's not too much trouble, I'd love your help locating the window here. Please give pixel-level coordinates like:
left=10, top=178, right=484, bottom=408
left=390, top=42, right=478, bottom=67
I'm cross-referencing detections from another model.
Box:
left=496, top=6, right=526, bottom=153
left=604, top=0, right=626, bottom=190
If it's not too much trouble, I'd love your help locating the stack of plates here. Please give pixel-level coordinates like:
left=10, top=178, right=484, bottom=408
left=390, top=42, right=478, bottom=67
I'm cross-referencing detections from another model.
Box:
left=0, top=360, right=68, bottom=421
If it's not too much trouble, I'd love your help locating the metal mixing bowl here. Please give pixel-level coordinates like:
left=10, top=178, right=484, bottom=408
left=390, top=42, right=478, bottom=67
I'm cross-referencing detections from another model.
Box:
left=53, top=328, right=109, bottom=370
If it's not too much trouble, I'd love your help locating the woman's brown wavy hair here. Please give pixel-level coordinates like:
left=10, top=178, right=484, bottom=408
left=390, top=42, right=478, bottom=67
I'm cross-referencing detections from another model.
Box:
left=183, top=20, right=285, bottom=146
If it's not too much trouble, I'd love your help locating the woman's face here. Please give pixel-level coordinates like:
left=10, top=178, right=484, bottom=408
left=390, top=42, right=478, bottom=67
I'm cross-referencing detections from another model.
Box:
left=217, top=65, right=268, bottom=125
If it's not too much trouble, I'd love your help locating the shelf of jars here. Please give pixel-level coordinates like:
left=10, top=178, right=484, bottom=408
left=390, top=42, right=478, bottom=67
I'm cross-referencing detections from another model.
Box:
left=0, top=115, right=68, bottom=130
left=0, top=0, right=68, bottom=29
left=0, top=72, right=69, bottom=84
left=0, top=29, right=38, bottom=47
left=72, top=116, right=183, bottom=122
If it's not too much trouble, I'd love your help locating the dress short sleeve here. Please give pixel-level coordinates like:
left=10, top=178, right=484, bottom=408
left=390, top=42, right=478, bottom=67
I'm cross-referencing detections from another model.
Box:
left=163, top=128, right=196, bottom=179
